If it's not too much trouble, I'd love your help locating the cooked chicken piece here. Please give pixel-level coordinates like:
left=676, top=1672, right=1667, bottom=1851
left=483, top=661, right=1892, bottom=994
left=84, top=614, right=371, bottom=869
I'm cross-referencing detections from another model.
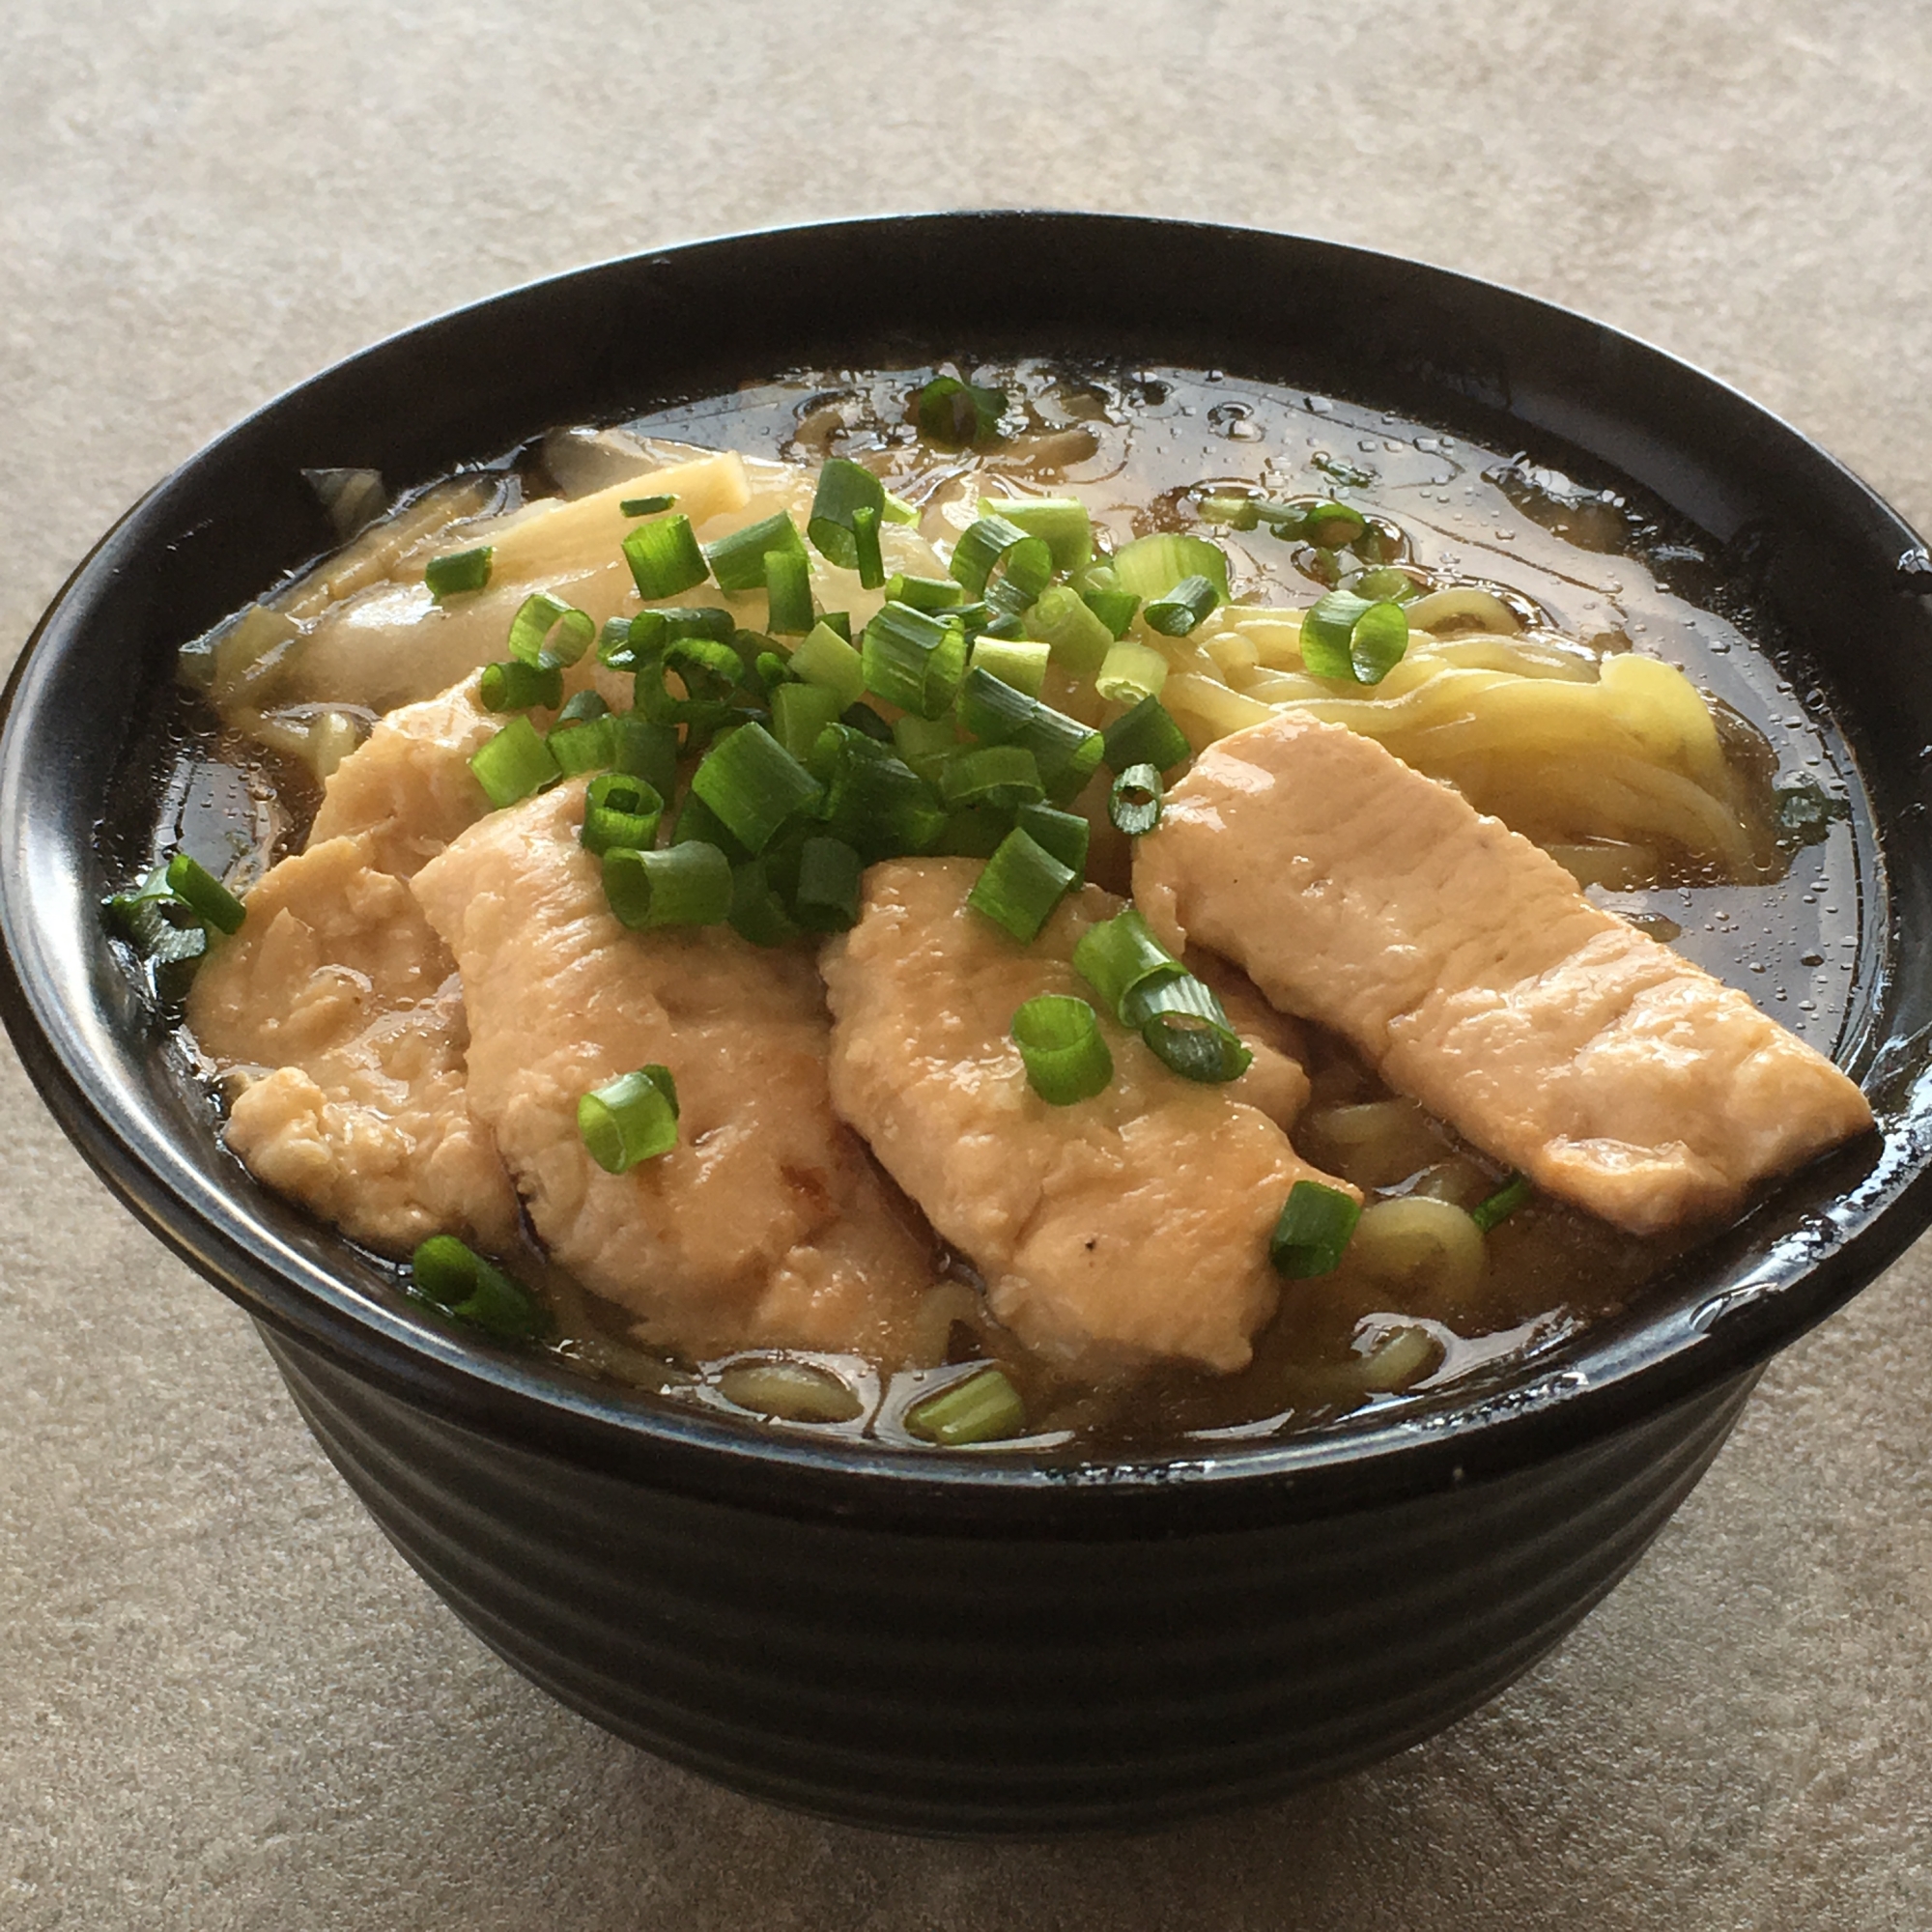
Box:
left=1134, top=711, right=1874, bottom=1235
left=411, top=782, right=935, bottom=1360
left=820, top=859, right=1350, bottom=1378
left=185, top=832, right=518, bottom=1256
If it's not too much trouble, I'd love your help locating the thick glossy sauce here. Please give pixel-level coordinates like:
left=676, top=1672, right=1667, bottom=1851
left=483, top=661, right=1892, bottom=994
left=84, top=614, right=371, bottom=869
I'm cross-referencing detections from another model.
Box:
left=130, top=360, right=1876, bottom=1453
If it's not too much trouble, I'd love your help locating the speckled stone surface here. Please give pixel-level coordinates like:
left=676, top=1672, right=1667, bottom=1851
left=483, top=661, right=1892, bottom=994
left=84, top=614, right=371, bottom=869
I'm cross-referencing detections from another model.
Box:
left=5, top=3, right=1931, bottom=1924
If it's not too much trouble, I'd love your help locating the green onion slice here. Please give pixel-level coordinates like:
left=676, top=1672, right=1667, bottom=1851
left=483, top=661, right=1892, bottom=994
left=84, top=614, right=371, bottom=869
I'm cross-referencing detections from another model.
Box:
left=968, top=637, right=1050, bottom=697
left=789, top=620, right=867, bottom=708
left=949, top=514, right=1054, bottom=618
left=1010, top=993, right=1114, bottom=1105
left=547, top=714, right=614, bottom=778
left=1142, top=573, right=1220, bottom=639
left=1299, top=590, right=1409, bottom=685
left=581, top=771, right=665, bottom=856
left=409, top=1236, right=545, bottom=1342
left=577, top=1065, right=680, bottom=1174
left=1101, top=695, right=1191, bottom=774
left=691, top=721, right=823, bottom=855
left=791, top=836, right=865, bottom=933
left=664, top=606, right=737, bottom=643
left=505, top=590, right=594, bottom=668
left=771, top=679, right=844, bottom=763
left=704, top=511, right=806, bottom=594
left=1015, top=801, right=1090, bottom=878
left=1108, top=762, right=1164, bottom=837
left=1071, top=905, right=1185, bottom=1023
left=1199, top=492, right=1262, bottom=530
left=967, top=829, right=1075, bottom=943
left=470, top=715, right=562, bottom=809
left=953, top=667, right=1103, bottom=802
left=765, top=546, right=815, bottom=637
left=556, top=690, right=609, bottom=726
left=1270, top=1181, right=1363, bottom=1279
left=807, top=459, right=887, bottom=570
left=939, top=743, right=1044, bottom=812
left=1301, top=499, right=1368, bottom=549
left=1095, top=639, right=1169, bottom=706
left=603, top=841, right=733, bottom=928
left=622, top=514, right=710, bottom=601
left=916, top=376, right=1007, bottom=448
left=1470, top=1173, right=1533, bottom=1234
left=619, top=493, right=675, bottom=517
left=479, top=660, right=563, bottom=713
left=994, top=496, right=1093, bottom=574
left=885, top=573, right=966, bottom=611
left=1023, top=584, right=1113, bottom=677
left=163, top=854, right=246, bottom=935
left=727, top=855, right=803, bottom=948
left=609, top=715, right=678, bottom=796
left=904, top=1364, right=1027, bottom=1446
left=1127, top=974, right=1252, bottom=1084
left=862, top=601, right=968, bottom=720
left=423, top=546, right=493, bottom=601
left=1077, top=584, right=1141, bottom=641
left=1111, top=532, right=1231, bottom=606
left=851, top=503, right=885, bottom=591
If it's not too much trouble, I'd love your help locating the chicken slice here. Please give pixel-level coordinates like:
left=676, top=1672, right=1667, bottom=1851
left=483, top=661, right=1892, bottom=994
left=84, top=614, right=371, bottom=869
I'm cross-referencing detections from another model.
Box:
left=1134, top=710, right=1873, bottom=1235
left=185, top=831, right=518, bottom=1256
left=819, top=858, right=1350, bottom=1378
left=410, top=782, right=935, bottom=1361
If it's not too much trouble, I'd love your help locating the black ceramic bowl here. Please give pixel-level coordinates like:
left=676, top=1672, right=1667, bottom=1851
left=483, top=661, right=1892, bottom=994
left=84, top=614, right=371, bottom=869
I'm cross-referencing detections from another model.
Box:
left=6, top=213, right=1932, bottom=1836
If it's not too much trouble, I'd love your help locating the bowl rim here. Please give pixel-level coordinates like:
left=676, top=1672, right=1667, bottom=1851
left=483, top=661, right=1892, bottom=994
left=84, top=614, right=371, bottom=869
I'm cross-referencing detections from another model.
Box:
left=6, top=208, right=1932, bottom=1534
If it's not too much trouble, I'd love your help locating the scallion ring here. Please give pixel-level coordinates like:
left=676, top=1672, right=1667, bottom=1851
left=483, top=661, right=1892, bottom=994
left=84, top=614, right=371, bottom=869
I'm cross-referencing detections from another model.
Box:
left=1270, top=1181, right=1362, bottom=1280
left=1108, top=762, right=1164, bottom=838
left=577, top=1065, right=680, bottom=1174
left=1010, top=994, right=1115, bottom=1105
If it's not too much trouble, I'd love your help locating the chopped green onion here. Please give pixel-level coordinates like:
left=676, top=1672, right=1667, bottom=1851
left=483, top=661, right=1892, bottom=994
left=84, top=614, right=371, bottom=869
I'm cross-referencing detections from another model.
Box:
left=967, top=828, right=1075, bottom=942
left=479, top=660, right=563, bottom=713
left=953, top=668, right=1103, bottom=802
left=1301, top=499, right=1368, bottom=549
left=1142, top=573, right=1220, bottom=639
left=620, top=493, right=675, bottom=517
left=792, top=836, right=865, bottom=933
left=934, top=806, right=1010, bottom=859
left=622, top=514, right=709, bottom=600
left=789, top=620, right=867, bottom=708
left=505, top=590, right=594, bottom=668
left=807, top=459, right=886, bottom=570
left=691, top=722, right=822, bottom=854
left=163, top=854, right=246, bottom=935
left=1095, top=639, right=1169, bottom=706
left=1101, top=695, right=1191, bottom=775
left=1108, top=762, right=1164, bottom=837
left=470, top=715, right=562, bottom=808
left=852, top=503, right=885, bottom=591
left=671, top=791, right=752, bottom=865
left=424, top=546, right=493, bottom=601
left=892, top=712, right=957, bottom=778
left=1128, top=974, right=1252, bottom=1084
left=1351, top=566, right=1422, bottom=602
left=885, top=573, right=965, bottom=611
left=903, top=1365, right=1027, bottom=1445
left=765, top=546, right=815, bottom=637
left=968, top=637, right=1050, bottom=697
left=1015, top=802, right=1090, bottom=878
left=599, top=611, right=659, bottom=672
left=939, top=744, right=1045, bottom=812
left=728, top=856, right=803, bottom=948
left=609, top=715, right=679, bottom=797
left=664, top=606, right=737, bottom=643
left=1471, top=1173, right=1533, bottom=1234
left=840, top=700, right=896, bottom=743
left=1024, top=584, right=1113, bottom=677
left=556, top=690, right=609, bottom=726
left=1111, top=532, right=1231, bottom=605
left=581, top=772, right=665, bottom=856
left=548, top=713, right=615, bottom=777
left=1010, top=994, right=1114, bottom=1105
left=108, top=883, right=210, bottom=985
left=993, top=496, right=1093, bottom=575
left=771, top=679, right=844, bottom=763
left=603, top=842, right=732, bottom=928
left=881, top=486, right=919, bottom=525
left=1199, top=493, right=1261, bottom=530
left=862, top=601, right=968, bottom=719
left=577, top=1065, right=679, bottom=1173
left=818, top=611, right=853, bottom=642
left=916, top=375, right=1006, bottom=448
left=814, top=740, right=947, bottom=861
left=1299, top=589, right=1409, bottom=685
left=1270, top=1181, right=1362, bottom=1280
left=950, top=514, right=1053, bottom=617
left=704, top=511, right=806, bottom=594
left=409, top=1236, right=545, bottom=1342
left=1071, top=905, right=1185, bottom=1024
left=752, top=648, right=794, bottom=696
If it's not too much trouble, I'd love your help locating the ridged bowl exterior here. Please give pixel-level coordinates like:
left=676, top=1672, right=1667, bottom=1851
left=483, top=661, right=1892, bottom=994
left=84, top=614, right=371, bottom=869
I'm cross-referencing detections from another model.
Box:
left=6, top=214, right=1932, bottom=1837
left=269, top=1327, right=1754, bottom=1833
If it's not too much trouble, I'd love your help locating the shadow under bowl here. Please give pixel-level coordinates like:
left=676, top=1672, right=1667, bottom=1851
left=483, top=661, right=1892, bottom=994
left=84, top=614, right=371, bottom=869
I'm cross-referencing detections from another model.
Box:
left=5, top=213, right=1932, bottom=1834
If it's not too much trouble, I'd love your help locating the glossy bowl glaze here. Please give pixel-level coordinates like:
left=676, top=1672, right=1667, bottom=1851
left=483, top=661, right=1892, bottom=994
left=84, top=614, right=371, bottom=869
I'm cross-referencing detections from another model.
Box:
left=6, top=213, right=1932, bottom=1834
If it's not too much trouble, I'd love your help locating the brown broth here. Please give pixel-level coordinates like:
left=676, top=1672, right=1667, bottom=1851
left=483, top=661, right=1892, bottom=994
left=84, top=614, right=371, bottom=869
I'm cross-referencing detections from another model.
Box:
left=140, top=359, right=1875, bottom=1454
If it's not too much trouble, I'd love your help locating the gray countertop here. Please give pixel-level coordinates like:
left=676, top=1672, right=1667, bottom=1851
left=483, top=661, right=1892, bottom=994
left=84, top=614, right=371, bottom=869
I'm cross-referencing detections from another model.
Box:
left=5, top=2, right=1930, bottom=1924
